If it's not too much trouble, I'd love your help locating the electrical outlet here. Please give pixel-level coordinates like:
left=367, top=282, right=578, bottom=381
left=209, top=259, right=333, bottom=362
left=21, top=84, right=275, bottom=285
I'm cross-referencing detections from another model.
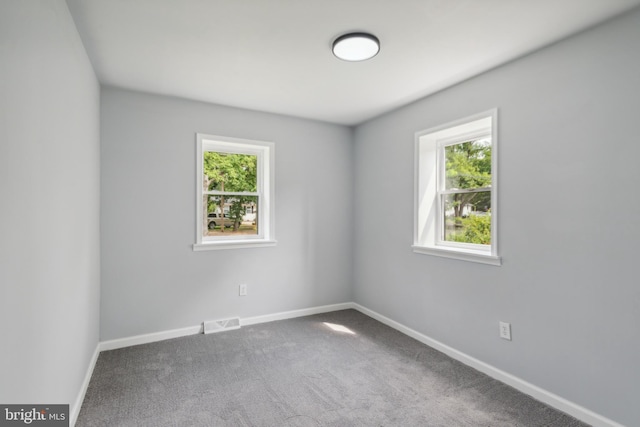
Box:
left=239, top=284, right=247, bottom=296
left=499, top=321, right=511, bottom=340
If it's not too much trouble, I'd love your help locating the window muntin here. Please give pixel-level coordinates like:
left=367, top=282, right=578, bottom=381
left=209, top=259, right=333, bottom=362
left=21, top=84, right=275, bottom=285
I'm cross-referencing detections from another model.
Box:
left=413, top=110, right=500, bottom=265
left=195, top=135, right=275, bottom=250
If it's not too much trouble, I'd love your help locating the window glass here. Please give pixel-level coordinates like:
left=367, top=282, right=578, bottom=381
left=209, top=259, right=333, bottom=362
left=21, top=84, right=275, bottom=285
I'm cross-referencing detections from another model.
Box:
left=442, top=191, right=491, bottom=244
left=204, top=152, right=257, bottom=192
left=205, top=195, right=258, bottom=237
left=444, top=138, right=491, bottom=190
left=441, top=137, right=492, bottom=246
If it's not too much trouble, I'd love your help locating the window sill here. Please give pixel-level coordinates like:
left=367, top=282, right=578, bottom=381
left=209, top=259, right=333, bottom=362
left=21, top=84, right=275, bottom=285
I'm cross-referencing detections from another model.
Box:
left=412, top=245, right=501, bottom=266
left=193, top=239, right=277, bottom=251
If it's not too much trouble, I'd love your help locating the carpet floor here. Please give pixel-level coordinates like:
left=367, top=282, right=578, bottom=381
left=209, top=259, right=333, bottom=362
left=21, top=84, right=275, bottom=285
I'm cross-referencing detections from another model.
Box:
left=77, top=309, right=589, bottom=426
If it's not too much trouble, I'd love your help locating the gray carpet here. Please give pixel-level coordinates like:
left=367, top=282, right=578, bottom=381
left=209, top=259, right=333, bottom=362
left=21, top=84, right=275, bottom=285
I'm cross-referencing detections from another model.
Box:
left=77, top=310, right=588, bottom=426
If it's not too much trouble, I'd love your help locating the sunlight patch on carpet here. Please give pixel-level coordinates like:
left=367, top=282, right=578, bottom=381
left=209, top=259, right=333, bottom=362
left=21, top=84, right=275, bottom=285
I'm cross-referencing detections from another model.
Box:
left=323, top=322, right=355, bottom=335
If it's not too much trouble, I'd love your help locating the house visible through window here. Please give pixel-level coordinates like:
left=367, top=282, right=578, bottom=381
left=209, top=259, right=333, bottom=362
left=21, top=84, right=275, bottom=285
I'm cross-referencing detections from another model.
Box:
left=413, top=110, right=500, bottom=265
left=194, top=134, right=275, bottom=251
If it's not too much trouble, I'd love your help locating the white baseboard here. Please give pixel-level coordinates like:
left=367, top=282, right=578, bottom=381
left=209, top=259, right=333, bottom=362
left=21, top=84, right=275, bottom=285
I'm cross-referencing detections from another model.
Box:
left=88, top=301, right=623, bottom=427
left=241, top=302, right=354, bottom=326
left=99, top=324, right=202, bottom=352
left=350, top=303, right=625, bottom=427
left=70, top=344, right=100, bottom=427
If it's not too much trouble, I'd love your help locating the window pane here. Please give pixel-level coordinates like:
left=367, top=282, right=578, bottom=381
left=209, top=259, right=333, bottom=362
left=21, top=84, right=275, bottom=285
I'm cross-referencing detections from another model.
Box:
left=444, top=138, right=491, bottom=190
left=203, top=152, right=258, bottom=192
left=442, top=191, right=491, bottom=244
left=205, top=195, right=258, bottom=237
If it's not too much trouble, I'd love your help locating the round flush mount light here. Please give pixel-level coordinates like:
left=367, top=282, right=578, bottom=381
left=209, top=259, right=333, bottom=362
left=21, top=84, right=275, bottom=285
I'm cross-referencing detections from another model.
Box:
left=332, top=32, right=380, bottom=61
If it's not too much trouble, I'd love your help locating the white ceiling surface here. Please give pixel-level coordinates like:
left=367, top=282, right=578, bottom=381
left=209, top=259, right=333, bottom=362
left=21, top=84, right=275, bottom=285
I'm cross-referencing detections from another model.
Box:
left=67, top=0, right=640, bottom=126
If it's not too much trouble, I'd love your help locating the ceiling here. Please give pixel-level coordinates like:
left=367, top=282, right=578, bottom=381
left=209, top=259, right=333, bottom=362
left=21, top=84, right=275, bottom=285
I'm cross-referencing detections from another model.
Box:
left=66, top=0, right=640, bottom=126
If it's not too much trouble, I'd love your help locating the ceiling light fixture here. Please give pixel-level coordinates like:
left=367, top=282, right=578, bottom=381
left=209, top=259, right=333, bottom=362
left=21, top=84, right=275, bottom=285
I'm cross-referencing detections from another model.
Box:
left=332, top=32, right=380, bottom=62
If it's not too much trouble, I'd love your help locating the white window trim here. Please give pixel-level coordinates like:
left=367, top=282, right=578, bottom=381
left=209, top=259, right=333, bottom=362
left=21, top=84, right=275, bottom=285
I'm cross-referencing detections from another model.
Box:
left=193, top=134, right=276, bottom=251
left=413, top=109, right=501, bottom=266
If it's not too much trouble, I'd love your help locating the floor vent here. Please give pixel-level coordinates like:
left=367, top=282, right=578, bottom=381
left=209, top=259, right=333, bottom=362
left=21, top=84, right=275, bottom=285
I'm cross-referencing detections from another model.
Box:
left=203, top=317, right=241, bottom=334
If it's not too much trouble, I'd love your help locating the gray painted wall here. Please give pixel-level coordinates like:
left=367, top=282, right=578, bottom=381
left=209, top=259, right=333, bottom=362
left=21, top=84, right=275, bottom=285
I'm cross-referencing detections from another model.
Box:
left=100, top=88, right=353, bottom=341
left=0, top=0, right=101, bottom=414
left=353, top=9, right=640, bottom=427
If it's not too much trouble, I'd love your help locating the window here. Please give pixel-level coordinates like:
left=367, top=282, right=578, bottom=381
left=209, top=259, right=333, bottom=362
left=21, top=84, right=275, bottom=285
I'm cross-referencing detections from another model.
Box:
left=413, top=109, right=500, bottom=265
left=194, top=134, right=275, bottom=251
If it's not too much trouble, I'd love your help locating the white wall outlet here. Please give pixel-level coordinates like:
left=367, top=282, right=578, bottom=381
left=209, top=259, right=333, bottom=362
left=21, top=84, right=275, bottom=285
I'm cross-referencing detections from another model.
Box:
left=239, top=283, right=247, bottom=296
left=499, top=321, right=512, bottom=340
